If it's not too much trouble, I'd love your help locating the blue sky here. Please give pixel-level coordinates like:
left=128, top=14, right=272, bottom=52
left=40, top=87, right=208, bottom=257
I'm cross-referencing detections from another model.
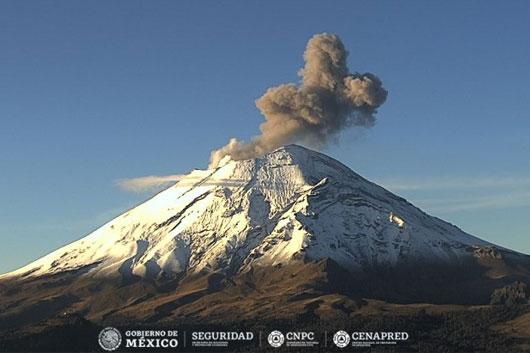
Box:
left=1, top=1, right=529, bottom=274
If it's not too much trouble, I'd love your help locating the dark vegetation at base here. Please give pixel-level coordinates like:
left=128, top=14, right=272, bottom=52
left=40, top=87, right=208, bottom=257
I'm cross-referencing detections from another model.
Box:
left=349, top=258, right=530, bottom=306
left=0, top=305, right=528, bottom=353
left=0, top=314, right=101, bottom=353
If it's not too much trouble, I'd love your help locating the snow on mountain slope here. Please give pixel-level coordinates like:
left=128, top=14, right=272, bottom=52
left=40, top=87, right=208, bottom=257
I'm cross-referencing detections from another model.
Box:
left=2, top=145, right=493, bottom=280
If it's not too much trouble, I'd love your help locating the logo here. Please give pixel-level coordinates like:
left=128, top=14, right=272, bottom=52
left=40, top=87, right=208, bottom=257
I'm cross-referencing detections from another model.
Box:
left=98, top=327, right=122, bottom=351
left=333, top=330, right=350, bottom=348
left=267, top=330, right=285, bottom=347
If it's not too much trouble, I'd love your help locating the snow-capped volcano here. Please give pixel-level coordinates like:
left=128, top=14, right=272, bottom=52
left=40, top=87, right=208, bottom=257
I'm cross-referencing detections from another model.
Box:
left=2, top=145, right=530, bottom=334
left=3, top=145, right=493, bottom=281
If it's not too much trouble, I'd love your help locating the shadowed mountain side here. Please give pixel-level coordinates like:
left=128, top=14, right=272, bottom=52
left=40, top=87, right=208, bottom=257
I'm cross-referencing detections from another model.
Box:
left=1, top=253, right=529, bottom=332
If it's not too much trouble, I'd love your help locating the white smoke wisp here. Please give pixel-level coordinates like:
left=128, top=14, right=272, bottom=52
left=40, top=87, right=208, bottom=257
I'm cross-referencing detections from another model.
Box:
left=116, top=174, right=186, bottom=193
left=209, top=33, right=387, bottom=168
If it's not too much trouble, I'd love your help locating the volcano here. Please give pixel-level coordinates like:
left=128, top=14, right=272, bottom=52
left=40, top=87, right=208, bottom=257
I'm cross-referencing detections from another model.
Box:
left=1, top=145, right=529, bottom=349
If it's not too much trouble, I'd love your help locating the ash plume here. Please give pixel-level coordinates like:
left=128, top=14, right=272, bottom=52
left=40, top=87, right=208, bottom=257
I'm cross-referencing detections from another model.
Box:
left=209, top=33, right=387, bottom=168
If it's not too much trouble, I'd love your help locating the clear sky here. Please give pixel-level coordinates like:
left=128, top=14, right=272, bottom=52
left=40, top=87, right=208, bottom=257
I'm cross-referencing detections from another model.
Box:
left=1, top=1, right=529, bottom=274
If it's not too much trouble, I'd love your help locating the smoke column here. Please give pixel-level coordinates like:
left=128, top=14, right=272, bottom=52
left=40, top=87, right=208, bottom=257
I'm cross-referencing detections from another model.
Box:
left=209, top=33, right=387, bottom=168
